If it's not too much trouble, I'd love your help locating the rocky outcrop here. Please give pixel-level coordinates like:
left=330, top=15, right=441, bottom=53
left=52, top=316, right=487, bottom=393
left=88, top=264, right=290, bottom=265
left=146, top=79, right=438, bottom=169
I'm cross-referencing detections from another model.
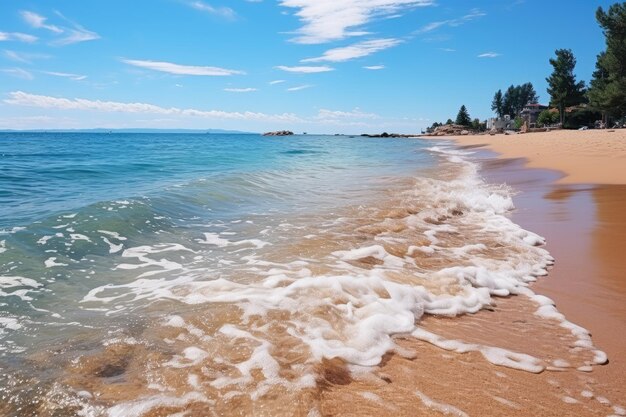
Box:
left=262, top=130, right=294, bottom=136
left=427, top=124, right=473, bottom=136
left=360, top=132, right=415, bottom=138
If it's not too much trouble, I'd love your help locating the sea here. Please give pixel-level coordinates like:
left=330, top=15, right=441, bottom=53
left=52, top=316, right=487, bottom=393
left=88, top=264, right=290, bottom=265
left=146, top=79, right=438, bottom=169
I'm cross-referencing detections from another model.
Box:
left=0, top=132, right=607, bottom=416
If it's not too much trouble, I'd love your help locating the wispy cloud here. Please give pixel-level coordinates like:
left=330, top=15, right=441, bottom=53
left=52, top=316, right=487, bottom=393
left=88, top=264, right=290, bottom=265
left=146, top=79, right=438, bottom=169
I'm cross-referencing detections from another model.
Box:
left=439, top=47, right=456, bottom=52
left=186, top=1, right=236, bottom=19
left=0, top=32, right=38, bottom=43
left=42, top=71, right=87, bottom=81
left=287, top=84, right=312, bottom=91
left=302, top=38, right=401, bottom=63
left=4, top=91, right=302, bottom=122
left=416, top=8, right=486, bottom=34
left=224, top=87, right=257, bottom=92
left=316, top=108, right=378, bottom=120
left=53, top=26, right=100, bottom=46
left=280, top=0, right=435, bottom=44
left=19, top=10, right=100, bottom=45
left=1, top=68, right=34, bottom=80
left=20, top=11, right=63, bottom=33
left=3, top=50, right=51, bottom=63
left=478, top=52, right=500, bottom=58
left=122, top=59, right=245, bottom=76
left=275, top=65, right=334, bottom=73
left=269, top=79, right=286, bottom=85
left=363, top=65, right=385, bottom=70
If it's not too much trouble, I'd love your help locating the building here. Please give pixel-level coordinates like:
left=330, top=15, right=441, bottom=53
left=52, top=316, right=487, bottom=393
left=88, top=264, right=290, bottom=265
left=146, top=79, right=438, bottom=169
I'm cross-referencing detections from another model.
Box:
left=520, top=103, right=549, bottom=127
left=487, top=115, right=516, bottom=131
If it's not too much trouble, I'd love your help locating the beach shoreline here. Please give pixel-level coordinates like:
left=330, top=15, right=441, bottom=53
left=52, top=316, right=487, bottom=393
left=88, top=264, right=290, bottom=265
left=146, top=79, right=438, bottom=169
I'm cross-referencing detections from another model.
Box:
left=427, top=129, right=626, bottom=185
left=321, top=132, right=626, bottom=416
left=444, top=131, right=626, bottom=405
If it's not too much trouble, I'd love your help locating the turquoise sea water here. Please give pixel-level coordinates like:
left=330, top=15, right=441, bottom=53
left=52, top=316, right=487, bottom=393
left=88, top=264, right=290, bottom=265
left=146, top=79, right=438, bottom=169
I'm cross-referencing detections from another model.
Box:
left=0, top=133, right=435, bottom=229
left=0, top=133, right=436, bottom=353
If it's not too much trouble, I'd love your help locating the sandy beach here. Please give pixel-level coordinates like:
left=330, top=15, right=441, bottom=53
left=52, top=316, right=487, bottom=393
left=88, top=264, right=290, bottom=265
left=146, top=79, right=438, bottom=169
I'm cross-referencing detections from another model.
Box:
left=441, top=129, right=626, bottom=184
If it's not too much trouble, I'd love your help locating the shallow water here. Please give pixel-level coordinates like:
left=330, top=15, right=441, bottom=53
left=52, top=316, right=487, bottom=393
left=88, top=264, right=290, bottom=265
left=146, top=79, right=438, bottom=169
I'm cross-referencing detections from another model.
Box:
left=0, top=133, right=610, bottom=416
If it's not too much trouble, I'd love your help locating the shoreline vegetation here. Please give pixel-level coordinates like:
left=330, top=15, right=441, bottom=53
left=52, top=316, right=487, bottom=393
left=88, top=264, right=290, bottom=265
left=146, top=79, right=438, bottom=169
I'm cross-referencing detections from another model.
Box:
left=421, top=4, right=625, bottom=137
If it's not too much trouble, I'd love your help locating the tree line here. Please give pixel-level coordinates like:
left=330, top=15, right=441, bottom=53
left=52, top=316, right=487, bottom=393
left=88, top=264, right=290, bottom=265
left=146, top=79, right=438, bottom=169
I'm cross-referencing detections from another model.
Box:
left=427, top=2, right=625, bottom=132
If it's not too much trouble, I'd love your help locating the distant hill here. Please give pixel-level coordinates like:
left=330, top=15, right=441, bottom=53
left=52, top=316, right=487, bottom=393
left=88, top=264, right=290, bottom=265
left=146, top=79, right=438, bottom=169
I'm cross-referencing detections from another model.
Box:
left=0, top=128, right=257, bottom=134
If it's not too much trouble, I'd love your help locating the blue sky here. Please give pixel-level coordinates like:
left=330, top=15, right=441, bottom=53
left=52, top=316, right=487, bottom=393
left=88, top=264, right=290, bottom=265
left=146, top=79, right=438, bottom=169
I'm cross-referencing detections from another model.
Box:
left=0, top=0, right=615, bottom=133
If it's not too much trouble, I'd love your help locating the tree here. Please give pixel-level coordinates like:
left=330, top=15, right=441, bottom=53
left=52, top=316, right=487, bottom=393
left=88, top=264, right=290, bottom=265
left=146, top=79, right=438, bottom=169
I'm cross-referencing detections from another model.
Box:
left=502, top=83, right=539, bottom=117
left=546, top=49, right=586, bottom=125
left=502, top=85, right=517, bottom=117
left=491, top=90, right=504, bottom=117
left=445, top=118, right=454, bottom=125
left=537, top=109, right=560, bottom=127
left=519, top=82, right=539, bottom=108
left=588, top=4, right=626, bottom=123
left=455, top=105, right=471, bottom=126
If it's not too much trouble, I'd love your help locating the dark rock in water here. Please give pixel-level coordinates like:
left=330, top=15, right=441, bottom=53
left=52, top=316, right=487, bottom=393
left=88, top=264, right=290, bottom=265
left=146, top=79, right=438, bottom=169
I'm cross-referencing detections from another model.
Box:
left=262, top=130, right=294, bottom=136
left=360, top=132, right=416, bottom=138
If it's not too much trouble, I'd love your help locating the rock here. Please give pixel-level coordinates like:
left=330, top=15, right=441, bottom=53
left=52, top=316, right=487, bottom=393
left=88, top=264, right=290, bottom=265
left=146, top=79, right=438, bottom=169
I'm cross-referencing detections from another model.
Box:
left=262, top=130, right=294, bottom=136
left=460, top=130, right=469, bottom=136
left=520, top=121, right=529, bottom=134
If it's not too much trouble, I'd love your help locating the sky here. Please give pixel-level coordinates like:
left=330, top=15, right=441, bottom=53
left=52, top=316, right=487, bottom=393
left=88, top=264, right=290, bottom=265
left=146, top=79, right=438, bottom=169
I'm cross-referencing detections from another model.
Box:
left=0, top=0, right=617, bottom=134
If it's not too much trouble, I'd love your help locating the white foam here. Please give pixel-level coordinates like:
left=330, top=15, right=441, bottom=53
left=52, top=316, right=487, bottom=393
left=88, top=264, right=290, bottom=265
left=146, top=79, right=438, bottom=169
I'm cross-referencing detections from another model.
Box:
left=106, top=392, right=212, bottom=417
left=101, top=237, right=123, bottom=254
left=412, top=328, right=544, bottom=373
left=70, top=234, right=92, bottom=242
left=414, top=389, right=469, bottom=417
left=197, top=232, right=271, bottom=249
left=0, top=240, right=6, bottom=253
left=97, top=230, right=128, bottom=241
left=45, top=257, right=68, bottom=268
left=0, top=226, right=25, bottom=235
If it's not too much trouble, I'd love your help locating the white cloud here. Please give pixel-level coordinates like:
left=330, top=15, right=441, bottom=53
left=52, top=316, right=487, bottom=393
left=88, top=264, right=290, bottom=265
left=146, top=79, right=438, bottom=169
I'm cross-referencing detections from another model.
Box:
left=269, top=79, right=285, bottom=85
left=122, top=59, right=245, bottom=76
left=19, top=10, right=100, bottom=45
left=186, top=1, right=236, bottom=19
left=3, top=50, right=51, bottom=63
left=20, top=11, right=63, bottom=33
left=287, top=84, right=312, bottom=91
left=53, top=26, right=100, bottom=46
left=4, top=91, right=302, bottom=122
left=316, top=108, right=379, bottom=120
left=1, top=68, right=34, bottom=80
left=0, top=32, right=38, bottom=43
left=280, top=0, right=434, bottom=44
left=439, top=47, right=456, bottom=52
left=275, top=65, right=333, bottom=73
left=416, top=8, right=486, bottom=33
left=478, top=52, right=500, bottom=58
left=363, top=65, right=385, bottom=70
left=224, top=87, right=257, bottom=92
left=42, top=71, right=87, bottom=81
left=302, top=38, right=401, bottom=63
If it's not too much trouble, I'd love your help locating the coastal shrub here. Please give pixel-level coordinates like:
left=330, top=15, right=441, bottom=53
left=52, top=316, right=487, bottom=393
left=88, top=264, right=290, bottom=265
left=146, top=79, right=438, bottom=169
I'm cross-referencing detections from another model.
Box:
left=537, top=110, right=560, bottom=126
left=564, top=108, right=603, bottom=129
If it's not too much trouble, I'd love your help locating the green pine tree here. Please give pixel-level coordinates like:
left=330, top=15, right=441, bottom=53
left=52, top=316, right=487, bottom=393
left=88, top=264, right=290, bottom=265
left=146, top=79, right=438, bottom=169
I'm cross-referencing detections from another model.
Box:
left=455, top=105, right=471, bottom=126
left=588, top=3, right=626, bottom=124
left=546, top=49, right=586, bottom=125
left=491, top=90, right=504, bottom=118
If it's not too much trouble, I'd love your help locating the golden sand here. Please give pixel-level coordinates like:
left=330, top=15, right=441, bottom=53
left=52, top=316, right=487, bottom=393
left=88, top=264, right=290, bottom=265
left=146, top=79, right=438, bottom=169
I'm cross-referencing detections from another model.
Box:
left=439, top=129, right=626, bottom=185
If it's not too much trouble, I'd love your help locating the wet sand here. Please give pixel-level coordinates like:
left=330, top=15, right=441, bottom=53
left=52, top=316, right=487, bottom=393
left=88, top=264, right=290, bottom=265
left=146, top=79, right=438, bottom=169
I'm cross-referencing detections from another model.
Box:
left=320, top=137, right=626, bottom=416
